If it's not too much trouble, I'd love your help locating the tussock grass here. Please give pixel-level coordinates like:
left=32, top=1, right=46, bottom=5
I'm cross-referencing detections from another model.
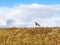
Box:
left=0, top=27, right=60, bottom=45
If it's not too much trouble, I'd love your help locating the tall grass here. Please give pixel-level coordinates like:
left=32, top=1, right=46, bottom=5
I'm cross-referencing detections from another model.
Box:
left=0, top=27, right=60, bottom=45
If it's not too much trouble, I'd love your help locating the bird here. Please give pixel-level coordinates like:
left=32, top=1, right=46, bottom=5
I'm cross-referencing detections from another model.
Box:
left=35, top=22, right=40, bottom=26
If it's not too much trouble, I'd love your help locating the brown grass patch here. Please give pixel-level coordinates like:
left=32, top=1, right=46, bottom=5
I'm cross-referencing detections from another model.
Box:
left=0, top=27, right=60, bottom=45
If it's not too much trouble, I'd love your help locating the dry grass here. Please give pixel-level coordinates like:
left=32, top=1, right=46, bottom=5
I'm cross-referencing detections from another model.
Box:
left=0, top=27, right=60, bottom=45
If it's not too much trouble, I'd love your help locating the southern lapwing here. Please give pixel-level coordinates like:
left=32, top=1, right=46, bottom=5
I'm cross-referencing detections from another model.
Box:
left=35, top=22, right=40, bottom=26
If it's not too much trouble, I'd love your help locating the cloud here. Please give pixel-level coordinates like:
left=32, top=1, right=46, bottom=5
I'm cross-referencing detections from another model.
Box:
left=0, top=3, right=60, bottom=27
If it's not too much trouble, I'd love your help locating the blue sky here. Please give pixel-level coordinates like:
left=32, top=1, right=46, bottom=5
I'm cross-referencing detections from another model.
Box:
left=0, top=0, right=60, bottom=27
left=0, top=0, right=60, bottom=7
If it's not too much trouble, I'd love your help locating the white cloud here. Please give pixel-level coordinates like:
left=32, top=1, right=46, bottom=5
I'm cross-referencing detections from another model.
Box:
left=0, top=3, right=60, bottom=27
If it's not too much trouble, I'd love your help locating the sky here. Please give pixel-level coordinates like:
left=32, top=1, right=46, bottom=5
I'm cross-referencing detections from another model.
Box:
left=0, top=0, right=60, bottom=7
left=0, top=0, right=60, bottom=27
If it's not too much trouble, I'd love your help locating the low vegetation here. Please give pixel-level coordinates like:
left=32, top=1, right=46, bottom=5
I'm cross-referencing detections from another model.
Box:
left=0, top=27, right=60, bottom=45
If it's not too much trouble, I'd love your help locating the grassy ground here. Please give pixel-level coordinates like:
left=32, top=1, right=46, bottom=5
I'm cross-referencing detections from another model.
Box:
left=0, top=27, right=60, bottom=45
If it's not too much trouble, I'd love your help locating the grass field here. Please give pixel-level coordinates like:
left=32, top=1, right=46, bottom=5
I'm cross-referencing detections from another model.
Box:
left=0, top=27, right=60, bottom=45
